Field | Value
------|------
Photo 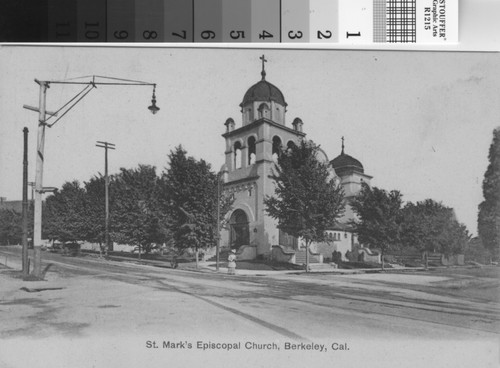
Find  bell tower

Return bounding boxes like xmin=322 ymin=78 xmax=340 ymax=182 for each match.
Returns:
xmin=220 ymin=56 xmax=306 ymax=258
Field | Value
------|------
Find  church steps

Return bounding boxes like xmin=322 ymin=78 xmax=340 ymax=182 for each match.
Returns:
xmin=294 ymin=250 xmax=321 ymax=264
xmin=205 ymin=250 xmax=229 ymax=263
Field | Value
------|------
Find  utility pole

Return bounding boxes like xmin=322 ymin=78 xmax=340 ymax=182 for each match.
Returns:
xmin=24 ymin=76 xmax=158 ymax=277
xmin=96 ymin=141 xmax=115 ymax=256
xmin=22 ymin=127 xmax=29 ymax=277
xmin=32 ymin=80 xmax=48 ymax=279
xmin=28 ymin=182 xmax=35 ymax=202
xmin=216 ymin=173 xmax=221 ymax=271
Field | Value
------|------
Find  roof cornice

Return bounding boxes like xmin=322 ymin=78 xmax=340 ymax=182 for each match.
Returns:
xmin=222 ymin=118 xmax=306 ymax=138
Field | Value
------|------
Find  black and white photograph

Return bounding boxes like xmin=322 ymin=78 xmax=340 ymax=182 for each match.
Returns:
xmin=0 ymin=46 xmax=499 ymax=368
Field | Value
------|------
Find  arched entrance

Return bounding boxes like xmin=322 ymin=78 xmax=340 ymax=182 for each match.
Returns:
xmin=229 ymin=209 xmax=249 ymax=249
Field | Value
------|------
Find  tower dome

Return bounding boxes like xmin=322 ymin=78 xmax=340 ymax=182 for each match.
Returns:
xmin=240 ymin=79 xmax=287 ymax=107
xmin=240 ymin=55 xmax=287 ymax=126
xmin=330 ymin=137 xmax=364 ymax=177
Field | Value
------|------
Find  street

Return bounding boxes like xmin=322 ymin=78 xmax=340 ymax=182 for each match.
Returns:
xmin=0 ymin=246 xmax=499 ymax=368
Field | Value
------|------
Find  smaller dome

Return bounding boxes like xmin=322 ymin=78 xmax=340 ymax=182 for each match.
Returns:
xmin=331 ymin=138 xmax=364 ymax=176
xmin=331 ymin=152 xmax=364 ymax=176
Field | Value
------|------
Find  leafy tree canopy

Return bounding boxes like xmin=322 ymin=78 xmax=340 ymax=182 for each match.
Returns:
xmin=402 ymin=199 xmax=470 ymax=258
xmin=81 ymin=175 xmax=106 ymax=244
xmin=44 ymin=181 xmax=86 ymax=242
xmin=0 ymin=209 xmax=22 ymax=245
xmin=478 ymin=127 xmax=500 ymax=258
xmin=162 ymin=146 xmax=232 ymax=253
xmin=265 ymin=139 xmax=345 ymax=246
xmin=350 ymin=182 xmax=403 ymax=267
xmin=110 ymin=165 xmax=164 ymax=253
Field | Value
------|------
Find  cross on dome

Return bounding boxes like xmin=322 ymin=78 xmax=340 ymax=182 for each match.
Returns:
xmin=260 ymin=54 xmax=267 ymax=80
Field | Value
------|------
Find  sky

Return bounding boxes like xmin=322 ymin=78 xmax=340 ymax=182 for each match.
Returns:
xmin=0 ymin=46 xmax=499 ymax=236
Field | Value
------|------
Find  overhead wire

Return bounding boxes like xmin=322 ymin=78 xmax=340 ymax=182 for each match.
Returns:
xmin=47 ymin=84 xmax=96 ymax=127
xmin=49 ymin=75 xmax=155 ymax=86
xmin=38 ymin=75 xmax=156 ymax=127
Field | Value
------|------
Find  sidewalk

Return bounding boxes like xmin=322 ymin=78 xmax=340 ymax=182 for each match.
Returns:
xmin=181 ymin=261 xmax=385 ymax=276
xmin=0 ymin=247 xmax=428 ymax=279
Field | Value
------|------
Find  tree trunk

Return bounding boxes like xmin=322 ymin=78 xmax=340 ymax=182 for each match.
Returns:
xmin=424 ymin=250 xmax=428 ymax=270
xmin=381 ymin=249 xmax=385 ymax=271
xmin=305 ymin=240 xmax=310 ymax=273
xmin=195 ymin=248 xmax=199 ymax=269
xmin=138 ymin=245 xmax=141 ymax=260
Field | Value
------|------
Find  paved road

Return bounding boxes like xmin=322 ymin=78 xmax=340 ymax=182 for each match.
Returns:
xmin=1 ymin=246 xmax=499 ymax=368
xmin=1 ymin=247 xmax=499 ymax=339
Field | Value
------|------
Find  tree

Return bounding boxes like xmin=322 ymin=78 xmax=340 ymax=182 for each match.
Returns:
xmin=0 ymin=209 xmax=22 ymax=245
xmin=350 ymin=183 xmax=403 ymax=270
xmin=81 ymin=175 xmax=106 ymax=251
xmin=478 ymin=127 xmax=500 ymax=261
xmin=465 ymin=237 xmax=491 ymax=264
xmin=402 ymin=199 xmax=470 ymax=269
xmin=441 ymin=220 xmax=470 ymax=258
xmin=44 ymin=181 xmax=86 ymax=243
xmin=110 ymin=165 xmax=164 ymax=259
xmin=265 ymin=140 xmax=345 ymax=272
xmin=0 ymin=202 xmax=34 ymax=246
xmin=161 ymin=146 xmax=232 ymax=268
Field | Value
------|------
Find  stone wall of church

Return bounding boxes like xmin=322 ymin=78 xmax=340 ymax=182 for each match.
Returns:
xmin=311 ymin=230 xmax=354 ymax=261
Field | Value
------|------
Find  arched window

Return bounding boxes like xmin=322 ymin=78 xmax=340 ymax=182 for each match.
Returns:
xmin=234 ymin=141 xmax=242 ymax=169
xmin=247 ymin=136 xmax=256 ymax=165
xmin=258 ymin=103 xmax=270 ymax=119
xmin=287 ymin=140 xmax=296 ymax=152
xmin=272 ymin=136 xmax=282 ymax=162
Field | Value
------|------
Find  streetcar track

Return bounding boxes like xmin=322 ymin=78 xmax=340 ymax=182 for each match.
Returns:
xmin=2 ymin=249 xmax=499 ymax=338
xmin=151 ymin=279 xmax=308 ymax=341
xmin=157 ymin=275 xmax=500 ymax=336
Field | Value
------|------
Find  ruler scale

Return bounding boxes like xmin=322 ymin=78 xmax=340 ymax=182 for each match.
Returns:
xmin=135 ymin=0 xmax=164 ymax=42
xmin=164 ymin=0 xmax=193 ymax=42
xmin=282 ymin=0 xmax=310 ymax=43
xmin=107 ymin=0 xmax=135 ymax=42
xmin=77 ymin=0 xmax=106 ymax=42
xmin=48 ymin=0 xmax=77 ymax=42
xmin=310 ymin=0 xmax=339 ymax=43
xmin=0 ymin=0 xmax=458 ymax=44
xmin=250 ymin=0 xmax=280 ymax=43
xmin=222 ymin=0 xmax=251 ymax=43
xmin=194 ymin=0 xmax=223 ymax=42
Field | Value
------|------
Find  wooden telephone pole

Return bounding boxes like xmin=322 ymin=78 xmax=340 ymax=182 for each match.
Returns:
xmin=22 ymin=127 xmax=29 ymax=276
xmin=96 ymin=141 xmax=115 ymax=256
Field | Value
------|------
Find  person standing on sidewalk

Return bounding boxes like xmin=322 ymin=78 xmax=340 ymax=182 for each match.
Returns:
xmin=227 ymin=249 xmax=237 ymax=275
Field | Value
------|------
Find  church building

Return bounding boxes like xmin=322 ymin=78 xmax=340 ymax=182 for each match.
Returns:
xmin=219 ymin=56 xmax=372 ymax=264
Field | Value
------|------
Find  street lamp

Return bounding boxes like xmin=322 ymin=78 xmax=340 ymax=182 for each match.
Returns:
xmin=23 ymin=76 xmax=159 ymax=278
xmin=148 ymin=85 xmax=160 ymax=115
